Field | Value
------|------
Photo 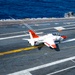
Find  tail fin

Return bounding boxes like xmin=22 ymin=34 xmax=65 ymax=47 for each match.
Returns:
xmin=28 ymin=30 xmax=39 ymax=39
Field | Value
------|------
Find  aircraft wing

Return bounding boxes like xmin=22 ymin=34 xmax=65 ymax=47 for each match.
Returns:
xmin=44 ymin=38 xmax=57 ymax=49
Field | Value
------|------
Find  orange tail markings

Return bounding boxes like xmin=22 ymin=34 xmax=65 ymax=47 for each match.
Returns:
xmin=28 ymin=30 xmax=39 ymax=38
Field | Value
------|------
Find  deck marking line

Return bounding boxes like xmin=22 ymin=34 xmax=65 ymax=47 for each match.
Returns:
xmin=1 ymin=23 xmax=75 ymax=36
xmin=8 ymin=71 xmax=32 ymax=75
xmin=0 ymin=45 xmax=43 ymax=56
xmin=0 ymin=45 xmax=75 ymax=56
xmin=47 ymin=65 xmax=75 ymax=75
xmin=62 ymin=38 xmax=75 ymax=43
xmin=8 ymin=56 xmax=75 ymax=75
xmin=54 ymin=26 xmax=65 ymax=31
xmin=0 ymin=32 xmax=43 ymax=40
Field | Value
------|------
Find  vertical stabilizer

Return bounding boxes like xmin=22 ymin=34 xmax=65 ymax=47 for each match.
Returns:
xmin=28 ymin=30 xmax=39 ymax=39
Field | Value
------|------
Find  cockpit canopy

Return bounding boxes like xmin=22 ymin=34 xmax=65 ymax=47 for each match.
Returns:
xmin=52 ymin=33 xmax=60 ymax=36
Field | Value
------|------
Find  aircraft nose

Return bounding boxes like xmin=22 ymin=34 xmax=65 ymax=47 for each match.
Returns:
xmin=61 ymin=36 xmax=67 ymax=39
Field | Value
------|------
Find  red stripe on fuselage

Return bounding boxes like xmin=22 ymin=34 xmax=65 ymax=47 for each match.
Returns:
xmin=45 ymin=42 xmax=50 ymax=46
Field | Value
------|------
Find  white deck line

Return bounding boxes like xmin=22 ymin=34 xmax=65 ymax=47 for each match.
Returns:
xmin=8 ymin=71 xmax=32 ymax=75
xmin=62 ymin=38 xmax=75 ymax=43
xmin=8 ymin=56 xmax=75 ymax=75
xmin=47 ymin=65 xmax=75 ymax=75
xmin=0 ymin=32 xmax=43 ymax=40
xmin=0 ymin=23 xmax=75 ymax=36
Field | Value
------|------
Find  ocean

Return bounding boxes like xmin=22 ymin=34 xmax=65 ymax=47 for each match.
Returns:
xmin=0 ymin=0 xmax=75 ymax=19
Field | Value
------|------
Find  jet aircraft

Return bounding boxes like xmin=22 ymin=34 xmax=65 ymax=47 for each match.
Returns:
xmin=23 ymin=29 xmax=67 ymax=51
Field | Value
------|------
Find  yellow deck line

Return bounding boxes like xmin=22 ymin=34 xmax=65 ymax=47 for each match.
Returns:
xmin=0 ymin=45 xmax=75 ymax=56
xmin=0 ymin=46 xmax=40 ymax=56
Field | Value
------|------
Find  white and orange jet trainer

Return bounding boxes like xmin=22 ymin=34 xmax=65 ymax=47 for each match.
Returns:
xmin=24 ymin=29 xmax=67 ymax=50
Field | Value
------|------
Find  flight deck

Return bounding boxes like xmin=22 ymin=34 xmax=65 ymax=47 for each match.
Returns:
xmin=0 ymin=17 xmax=75 ymax=75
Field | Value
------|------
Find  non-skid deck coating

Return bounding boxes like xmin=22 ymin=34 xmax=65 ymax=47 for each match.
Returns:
xmin=0 ymin=18 xmax=75 ymax=75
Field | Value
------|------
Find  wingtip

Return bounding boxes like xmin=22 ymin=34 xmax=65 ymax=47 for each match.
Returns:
xmin=61 ymin=36 xmax=67 ymax=39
